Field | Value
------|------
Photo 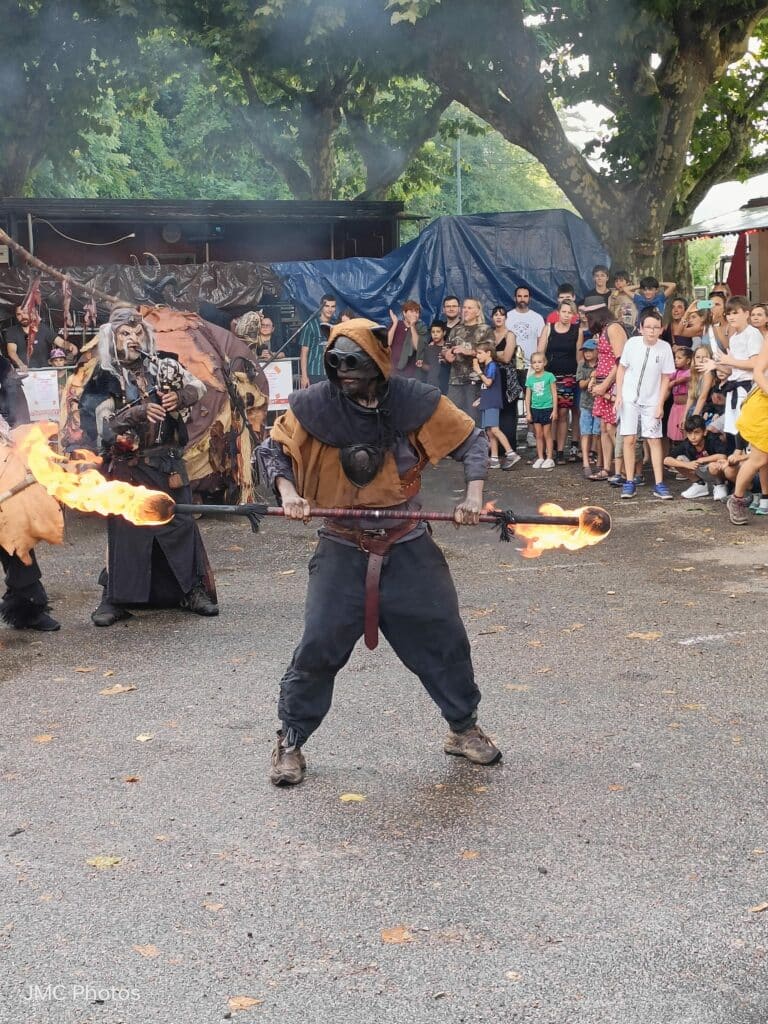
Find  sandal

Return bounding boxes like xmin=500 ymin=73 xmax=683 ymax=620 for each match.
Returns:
xmin=582 ymin=466 xmax=596 ymax=479
xmin=588 ymin=469 xmax=609 ymax=481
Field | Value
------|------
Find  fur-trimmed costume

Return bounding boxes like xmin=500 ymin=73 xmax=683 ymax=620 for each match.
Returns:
xmin=89 ymin=309 xmax=217 ymax=620
xmin=258 ymin=318 xmax=491 ymax=755
xmin=0 ymin=418 xmax=64 ymax=631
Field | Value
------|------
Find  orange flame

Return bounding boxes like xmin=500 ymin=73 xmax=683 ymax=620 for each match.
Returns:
xmin=512 ymin=502 xmax=610 ymax=559
xmin=19 ymin=424 xmax=175 ymax=526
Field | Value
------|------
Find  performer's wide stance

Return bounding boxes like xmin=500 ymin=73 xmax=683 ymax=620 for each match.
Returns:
xmin=258 ymin=318 xmax=501 ymax=786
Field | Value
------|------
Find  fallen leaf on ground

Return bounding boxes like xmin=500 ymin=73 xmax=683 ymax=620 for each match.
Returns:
xmin=467 ymin=606 xmax=495 ymax=617
xmin=473 ymin=786 xmax=488 ymax=793
xmin=228 ymin=996 xmax=263 ymax=1012
xmin=608 ymin=784 xmax=625 ymax=792
xmin=33 ymin=734 xmax=54 ymax=744
xmin=626 ymin=631 xmax=662 ymax=640
xmin=99 ymin=683 xmax=136 ymax=696
xmin=536 ymin=666 xmax=552 ymax=675
xmin=86 ymin=856 xmax=122 ymax=870
xmin=505 ymin=970 xmax=523 ymax=982
xmin=680 ymin=703 xmax=705 ymax=711
xmin=203 ymin=901 xmax=224 ymax=912
xmin=102 ymin=670 xmax=115 ymax=677
xmin=135 ymin=734 xmax=154 ymax=743
xmin=527 ymin=639 xmax=543 ymax=648
xmin=753 ymin=849 xmax=766 ymax=855
xmin=563 ymin=623 xmax=584 ymax=632
xmin=672 ymin=567 xmax=694 ymax=573
xmin=460 ymin=850 xmax=479 ymax=859
xmin=278 ymin=570 xmax=296 ymax=576
xmin=749 ymin=902 xmax=768 ymax=913
xmin=123 ymin=775 xmax=140 ymax=784
xmin=74 ymin=666 xmax=95 ymax=673
xmin=132 ymin=944 xmax=160 ymax=958
xmin=154 ymin=835 xmax=169 ymax=842
xmin=381 ymin=926 xmax=414 ymax=944
xmin=339 ymin=793 xmax=366 ymax=803
xmin=505 ymin=684 xmax=529 ymax=692
xmin=226 ymin=545 xmax=244 ymax=552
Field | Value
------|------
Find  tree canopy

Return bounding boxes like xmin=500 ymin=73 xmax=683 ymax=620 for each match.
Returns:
xmin=7 ymin=0 xmax=768 ymax=275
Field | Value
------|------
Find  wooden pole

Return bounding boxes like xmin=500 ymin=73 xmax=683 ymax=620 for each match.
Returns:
xmin=0 ymin=227 xmax=123 ymax=306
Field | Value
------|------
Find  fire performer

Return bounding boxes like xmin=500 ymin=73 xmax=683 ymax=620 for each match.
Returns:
xmin=258 ymin=317 xmax=500 ymax=786
xmin=0 ymin=414 xmax=62 ymax=632
xmin=89 ymin=306 xmax=218 ymax=626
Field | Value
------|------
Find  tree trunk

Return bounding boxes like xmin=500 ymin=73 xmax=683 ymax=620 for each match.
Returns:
xmin=300 ymin=94 xmax=342 ymax=200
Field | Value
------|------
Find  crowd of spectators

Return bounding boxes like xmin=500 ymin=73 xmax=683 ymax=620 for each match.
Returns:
xmin=293 ymin=268 xmax=768 ymax=526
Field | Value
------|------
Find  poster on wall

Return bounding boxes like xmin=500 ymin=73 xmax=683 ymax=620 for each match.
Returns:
xmin=264 ymin=359 xmax=294 ymax=411
xmin=21 ymin=369 xmax=62 ymax=422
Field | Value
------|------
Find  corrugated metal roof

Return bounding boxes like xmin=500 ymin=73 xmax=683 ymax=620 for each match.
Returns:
xmin=663 ymin=202 xmax=768 ymax=242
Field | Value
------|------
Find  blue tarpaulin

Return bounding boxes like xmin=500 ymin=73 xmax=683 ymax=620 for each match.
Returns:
xmin=271 ymin=210 xmax=608 ymax=324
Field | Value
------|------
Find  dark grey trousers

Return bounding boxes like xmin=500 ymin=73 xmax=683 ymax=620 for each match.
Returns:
xmin=278 ymin=533 xmax=481 ymax=746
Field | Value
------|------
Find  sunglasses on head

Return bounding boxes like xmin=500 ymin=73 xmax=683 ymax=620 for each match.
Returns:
xmin=326 ymin=351 xmax=365 ymax=370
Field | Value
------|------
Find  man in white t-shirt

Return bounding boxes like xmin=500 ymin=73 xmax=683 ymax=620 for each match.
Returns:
xmin=505 ymin=286 xmax=546 ymax=366
xmin=704 ymin=296 xmax=763 ymax=438
xmin=614 ymin=308 xmax=675 ymax=500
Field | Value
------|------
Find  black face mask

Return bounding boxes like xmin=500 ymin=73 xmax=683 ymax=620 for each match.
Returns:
xmin=325 ymin=336 xmax=382 ymax=401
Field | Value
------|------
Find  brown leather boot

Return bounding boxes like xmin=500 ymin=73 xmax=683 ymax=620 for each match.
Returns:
xmin=269 ymin=731 xmax=307 ymax=786
xmin=444 ymin=724 xmax=502 ymax=765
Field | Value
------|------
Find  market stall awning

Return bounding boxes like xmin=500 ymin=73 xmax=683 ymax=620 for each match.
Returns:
xmin=664 ymin=201 xmax=768 ymax=242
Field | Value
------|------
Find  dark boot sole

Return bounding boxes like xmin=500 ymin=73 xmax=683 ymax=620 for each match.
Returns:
xmin=269 ymin=772 xmax=306 ymax=787
xmin=444 ymin=748 xmax=502 ymax=766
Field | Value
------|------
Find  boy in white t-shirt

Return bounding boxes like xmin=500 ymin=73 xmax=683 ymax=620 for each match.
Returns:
xmin=704 ymin=295 xmax=763 ymax=441
xmin=614 ymin=308 xmax=675 ymax=500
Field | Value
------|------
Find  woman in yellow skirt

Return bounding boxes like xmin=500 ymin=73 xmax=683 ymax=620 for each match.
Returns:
xmin=728 ymin=337 xmax=768 ymax=524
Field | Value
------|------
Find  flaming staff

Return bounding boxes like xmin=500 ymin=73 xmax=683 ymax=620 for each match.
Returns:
xmin=19 ymin=426 xmax=611 ymax=558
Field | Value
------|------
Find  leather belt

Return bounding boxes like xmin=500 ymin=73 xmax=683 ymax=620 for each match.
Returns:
xmin=324 ymin=520 xmax=418 ymax=650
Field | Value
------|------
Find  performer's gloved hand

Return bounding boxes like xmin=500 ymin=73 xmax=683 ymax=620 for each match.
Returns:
xmin=454 ymin=480 xmax=483 ymax=526
xmin=277 ymin=478 xmax=311 ymax=523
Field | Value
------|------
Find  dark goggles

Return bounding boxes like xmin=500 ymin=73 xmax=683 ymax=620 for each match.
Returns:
xmin=326 ymin=350 xmax=367 ymax=371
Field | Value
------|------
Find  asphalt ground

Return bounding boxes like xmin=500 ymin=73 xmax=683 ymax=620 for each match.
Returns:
xmin=1 ymin=457 xmax=767 ymax=1024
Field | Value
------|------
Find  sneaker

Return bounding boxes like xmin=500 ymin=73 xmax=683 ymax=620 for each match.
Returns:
xmin=540 ymin=458 xmax=556 ymax=470
xmin=712 ymin=484 xmax=729 ymax=501
xmin=749 ymin=493 xmax=762 ymax=510
xmin=727 ymin=494 xmax=750 ymax=526
xmin=555 ymin=451 xmax=567 ymax=465
xmin=531 ymin=457 xmax=544 ymax=469
xmin=607 ymin=474 xmax=626 ymax=487
xmin=682 ymin=482 xmax=710 ymax=500
xmin=653 ymin=482 xmax=674 ymax=500
xmin=633 ymin=473 xmax=645 ymax=486
xmin=755 ymin=505 xmax=768 ymax=516
xmin=568 ymin=445 xmax=579 ymax=462
xmin=620 ymin=481 xmax=636 ymax=499
xmin=489 ymin=456 xmax=501 ymax=469
xmin=526 ymin=432 xmax=536 ymax=448
xmin=444 ymin=724 xmax=502 ymax=765
xmin=269 ymin=732 xmax=307 ymax=786
xmin=501 ymin=451 xmax=521 ymax=470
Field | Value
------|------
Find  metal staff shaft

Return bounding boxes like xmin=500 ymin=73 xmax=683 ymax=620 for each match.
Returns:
xmin=172 ymin=503 xmax=583 ymax=528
